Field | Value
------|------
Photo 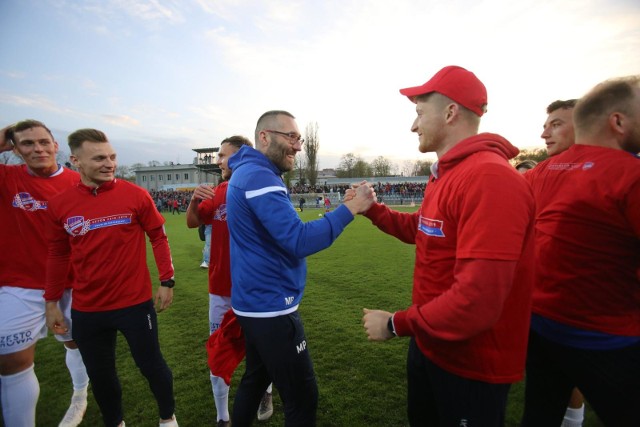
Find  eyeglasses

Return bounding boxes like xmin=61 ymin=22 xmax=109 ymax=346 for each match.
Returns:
xmin=264 ymin=130 xmax=304 ymax=145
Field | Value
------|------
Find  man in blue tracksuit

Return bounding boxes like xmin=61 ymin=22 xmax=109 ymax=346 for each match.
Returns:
xmin=226 ymin=110 xmax=376 ymax=426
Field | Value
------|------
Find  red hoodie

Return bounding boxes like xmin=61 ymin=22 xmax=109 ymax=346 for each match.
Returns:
xmin=365 ymin=133 xmax=535 ymax=383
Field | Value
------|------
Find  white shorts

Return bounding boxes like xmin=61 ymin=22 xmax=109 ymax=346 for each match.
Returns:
xmin=209 ymin=293 xmax=231 ymax=335
xmin=0 ymin=287 xmax=74 ymax=355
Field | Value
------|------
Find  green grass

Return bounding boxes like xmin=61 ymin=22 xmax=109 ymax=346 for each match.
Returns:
xmin=25 ymin=207 xmax=604 ymax=426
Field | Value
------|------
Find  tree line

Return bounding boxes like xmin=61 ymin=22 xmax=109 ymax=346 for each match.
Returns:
xmin=0 ymin=127 xmax=548 ymax=184
xmin=283 ymin=122 xmax=549 ymax=187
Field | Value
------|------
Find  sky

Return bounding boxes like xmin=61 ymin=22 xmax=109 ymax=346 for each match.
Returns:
xmin=1 ymin=0 xmax=639 ymax=171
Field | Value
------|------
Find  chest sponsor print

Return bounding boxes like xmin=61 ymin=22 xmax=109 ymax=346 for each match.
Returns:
xmin=64 ymin=214 xmax=133 ymax=236
xmin=418 ymin=216 xmax=445 ymax=237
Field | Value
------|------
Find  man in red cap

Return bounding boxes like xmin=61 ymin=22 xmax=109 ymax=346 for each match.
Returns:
xmin=361 ymin=65 xmax=535 ymax=426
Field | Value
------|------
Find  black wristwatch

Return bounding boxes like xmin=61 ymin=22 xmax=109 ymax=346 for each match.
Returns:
xmin=160 ymin=279 xmax=175 ymax=288
xmin=387 ymin=315 xmax=397 ymax=336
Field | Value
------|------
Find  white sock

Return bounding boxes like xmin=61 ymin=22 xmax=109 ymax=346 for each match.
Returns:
xmin=1 ymin=364 xmax=40 ymax=427
xmin=211 ymin=374 xmax=229 ymax=421
xmin=65 ymin=346 xmax=90 ymax=392
xmin=266 ymin=383 xmax=272 ymax=394
xmin=561 ymin=404 xmax=585 ymax=427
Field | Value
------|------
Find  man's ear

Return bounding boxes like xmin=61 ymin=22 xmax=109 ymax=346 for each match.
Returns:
xmin=608 ymin=112 xmax=625 ymax=137
xmin=70 ymin=154 xmax=79 ymax=168
xmin=12 ymin=143 xmax=21 ymax=158
xmin=445 ymin=103 xmax=459 ymax=123
xmin=257 ymin=130 xmax=270 ymax=149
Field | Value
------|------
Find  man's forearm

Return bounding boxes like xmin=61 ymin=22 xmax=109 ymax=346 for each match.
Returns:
xmin=185 ymin=198 xmax=202 ymax=228
xmin=148 ymin=226 xmax=175 ymax=280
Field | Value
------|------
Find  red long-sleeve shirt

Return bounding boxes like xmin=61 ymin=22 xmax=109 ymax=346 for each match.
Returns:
xmin=45 ymin=179 xmax=174 ymax=311
xmin=197 ymin=181 xmax=232 ymax=296
xmin=525 ymin=144 xmax=640 ymax=336
xmin=0 ymin=164 xmax=79 ymax=289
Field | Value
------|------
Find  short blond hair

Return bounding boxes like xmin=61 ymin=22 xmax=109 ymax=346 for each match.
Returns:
xmin=574 ymin=76 xmax=640 ymax=138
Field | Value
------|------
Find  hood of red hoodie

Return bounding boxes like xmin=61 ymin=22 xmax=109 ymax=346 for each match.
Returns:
xmin=437 ymin=132 xmax=519 ymax=176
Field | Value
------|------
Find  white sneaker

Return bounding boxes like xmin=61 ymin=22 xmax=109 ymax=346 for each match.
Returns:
xmin=58 ymin=388 xmax=88 ymax=427
xmin=200 ymin=261 xmax=209 ymax=268
xmin=257 ymin=391 xmax=273 ymax=421
xmin=160 ymin=414 xmax=179 ymax=427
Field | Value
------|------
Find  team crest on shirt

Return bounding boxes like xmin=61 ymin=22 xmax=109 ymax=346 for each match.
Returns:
xmin=64 ymin=214 xmax=133 ymax=237
xmin=213 ymin=203 xmax=227 ymax=221
xmin=418 ymin=216 xmax=445 ymax=237
xmin=64 ymin=216 xmax=92 ymax=236
xmin=12 ymin=192 xmax=47 ymax=211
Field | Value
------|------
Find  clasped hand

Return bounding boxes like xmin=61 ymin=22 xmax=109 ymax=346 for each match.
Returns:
xmin=343 ymin=181 xmax=376 ymax=215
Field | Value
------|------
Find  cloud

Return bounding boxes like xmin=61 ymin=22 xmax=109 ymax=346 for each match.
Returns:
xmin=53 ymin=0 xmax=186 ymax=35
xmin=0 ymin=93 xmax=68 ymax=114
xmin=102 ymin=114 xmax=141 ymax=127
xmin=82 ymin=79 xmax=99 ymax=90
xmin=117 ymin=0 xmax=186 ymax=24
xmin=1 ymin=71 xmax=25 ymax=79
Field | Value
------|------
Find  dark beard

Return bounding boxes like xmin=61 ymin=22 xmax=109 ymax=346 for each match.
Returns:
xmin=266 ymin=141 xmax=294 ymax=172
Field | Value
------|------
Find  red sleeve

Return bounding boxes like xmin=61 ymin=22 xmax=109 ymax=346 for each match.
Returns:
xmin=364 ymin=202 xmax=420 ymax=244
xmin=197 ymin=199 xmax=215 ymax=225
xmin=147 ymin=225 xmax=174 ymax=281
xmin=393 ymin=258 xmax=517 ymax=341
xmin=44 ymin=212 xmax=71 ymax=302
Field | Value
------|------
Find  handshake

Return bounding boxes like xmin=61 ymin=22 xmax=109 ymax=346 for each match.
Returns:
xmin=342 ymin=180 xmax=377 ymax=215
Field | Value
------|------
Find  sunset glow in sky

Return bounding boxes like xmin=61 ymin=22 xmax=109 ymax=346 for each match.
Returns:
xmin=1 ymin=0 xmax=638 ymax=170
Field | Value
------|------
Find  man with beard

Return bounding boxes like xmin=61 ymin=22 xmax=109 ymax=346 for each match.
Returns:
xmin=225 ymin=110 xmax=376 ymax=426
xmin=521 ymin=76 xmax=640 ymax=426
xmin=186 ymin=135 xmax=273 ymax=427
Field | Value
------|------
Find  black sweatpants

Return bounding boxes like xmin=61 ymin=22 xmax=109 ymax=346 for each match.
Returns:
xmin=521 ymin=329 xmax=640 ymax=426
xmin=407 ymin=338 xmax=511 ymax=427
xmin=232 ymin=311 xmax=318 ymax=427
xmin=72 ymin=300 xmax=175 ymax=427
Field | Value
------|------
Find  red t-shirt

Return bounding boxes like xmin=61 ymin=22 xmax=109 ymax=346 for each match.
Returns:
xmin=366 ymin=133 xmax=535 ymax=383
xmin=525 ymin=144 xmax=640 ymax=336
xmin=197 ymin=181 xmax=231 ymax=296
xmin=0 ymin=164 xmax=79 ymax=290
xmin=45 ymin=179 xmax=174 ymax=311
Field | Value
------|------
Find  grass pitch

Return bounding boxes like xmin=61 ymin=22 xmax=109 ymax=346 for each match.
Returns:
xmin=27 ymin=206 xmax=604 ymax=426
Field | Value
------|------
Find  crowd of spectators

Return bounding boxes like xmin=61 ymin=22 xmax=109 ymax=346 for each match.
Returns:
xmin=149 ymin=189 xmax=193 ymax=213
xmin=146 ymin=182 xmax=427 ymax=212
xmin=288 ymin=182 xmax=426 ymax=199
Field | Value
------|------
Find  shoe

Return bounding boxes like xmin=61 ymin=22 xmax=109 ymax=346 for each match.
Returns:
xmin=58 ymin=388 xmax=88 ymax=427
xmin=200 ymin=262 xmax=209 ymax=269
xmin=159 ymin=414 xmax=179 ymax=427
xmin=217 ymin=421 xmax=230 ymax=427
xmin=257 ymin=391 xmax=273 ymax=421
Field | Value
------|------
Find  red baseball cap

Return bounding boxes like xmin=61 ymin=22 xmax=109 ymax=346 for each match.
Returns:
xmin=399 ymin=65 xmax=488 ymax=116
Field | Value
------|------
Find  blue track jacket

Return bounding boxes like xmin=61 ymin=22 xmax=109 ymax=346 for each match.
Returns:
xmin=227 ymin=145 xmax=354 ymax=317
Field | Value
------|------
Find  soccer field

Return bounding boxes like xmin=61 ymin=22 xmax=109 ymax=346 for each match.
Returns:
xmin=27 ymin=207 xmax=603 ymax=426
